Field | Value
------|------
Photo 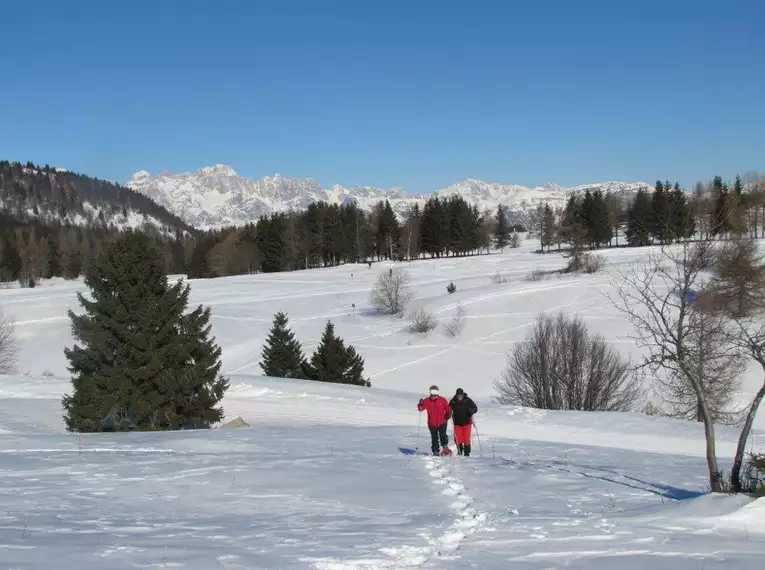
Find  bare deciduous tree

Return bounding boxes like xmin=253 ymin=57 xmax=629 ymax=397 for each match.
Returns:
xmin=494 ymin=312 xmax=642 ymax=412
xmin=371 ymin=267 xmax=413 ymax=315
xmin=609 ymin=240 xmax=728 ymax=492
xmin=0 ymin=307 xmax=18 ymax=374
xmin=648 ymin=298 xmax=746 ymax=426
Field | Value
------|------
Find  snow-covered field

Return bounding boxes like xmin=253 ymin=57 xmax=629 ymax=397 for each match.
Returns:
xmin=2 ymin=237 xmax=765 ymax=568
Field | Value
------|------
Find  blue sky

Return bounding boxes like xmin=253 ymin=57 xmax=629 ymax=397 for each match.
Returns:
xmin=0 ymin=0 xmax=762 ymax=193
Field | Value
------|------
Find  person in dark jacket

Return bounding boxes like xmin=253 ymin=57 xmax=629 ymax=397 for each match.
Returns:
xmin=449 ymin=388 xmax=478 ymax=456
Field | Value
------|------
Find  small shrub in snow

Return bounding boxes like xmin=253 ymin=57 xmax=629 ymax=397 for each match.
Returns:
xmin=560 ymin=253 xmax=604 ymax=275
xmin=409 ymin=309 xmax=437 ymax=334
xmin=446 ymin=282 xmax=456 ymax=294
xmin=582 ymin=253 xmax=605 ymax=274
xmin=372 ymin=267 xmax=413 ymax=315
xmin=494 ymin=311 xmax=643 ymax=412
xmin=0 ymin=307 xmax=18 ymax=375
xmin=490 ymin=271 xmax=507 ymax=284
xmin=526 ymin=269 xmax=547 ymax=282
xmin=443 ymin=304 xmax=466 ymax=337
xmin=741 ymin=453 xmax=765 ymax=497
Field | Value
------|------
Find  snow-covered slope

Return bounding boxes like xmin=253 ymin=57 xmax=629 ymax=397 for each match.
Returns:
xmin=3 ymin=241 xmax=765 ymax=569
xmin=128 ymin=165 xmax=651 ymax=229
xmin=1 ymin=375 xmax=764 ymax=568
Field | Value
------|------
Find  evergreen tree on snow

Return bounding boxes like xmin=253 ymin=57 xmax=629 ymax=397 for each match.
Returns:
xmin=541 ymin=203 xmax=556 ymax=252
xmin=260 ymin=311 xmax=308 ymax=379
xmin=711 ymin=176 xmax=730 ymax=237
xmin=650 ymin=181 xmax=671 ymax=244
xmin=626 ymin=189 xmax=652 ymax=246
xmin=494 ymin=204 xmax=510 ymax=251
xmin=305 ymin=321 xmax=370 ymax=386
xmin=61 ymin=231 xmax=228 ymax=432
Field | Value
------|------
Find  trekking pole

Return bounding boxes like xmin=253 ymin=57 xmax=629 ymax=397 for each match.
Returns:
xmin=474 ymin=421 xmax=483 ymax=457
xmin=415 ymin=412 xmax=422 ymax=453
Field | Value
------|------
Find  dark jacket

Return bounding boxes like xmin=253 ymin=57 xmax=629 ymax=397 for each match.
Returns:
xmin=449 ymin=394 xmax=478 ymax=426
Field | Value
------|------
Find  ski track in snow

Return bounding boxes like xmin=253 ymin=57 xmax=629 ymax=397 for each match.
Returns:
xmin=309 ymin=455 xmax=487 ymax=569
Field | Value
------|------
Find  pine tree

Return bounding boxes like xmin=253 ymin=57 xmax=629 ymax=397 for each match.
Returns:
xmin=541 ymin=203 xmax=555 ymax=252
xmin=305 ymin=321 xmax=370 ymax=386
xmin=494 ymin=204 xmax=510 ymax=251
xmin=669 ymin=183 xmax=695 ymax=241
xmin=589 ymin=190 xmax=613 ymax=247
xmin=61 ymin=231 xmax=228 ymax=432
xmin=626 ymin=189 xmax=652 ymax=246
xmin=0 ymin=232 xmax=22 ymax=281
xmin=650 ymin=181 xmax=671 ymax=244
xmin=711 ymin=176 xmax=730 ymax=237
xmin=260 ymin=312 xmax=308 ymax=378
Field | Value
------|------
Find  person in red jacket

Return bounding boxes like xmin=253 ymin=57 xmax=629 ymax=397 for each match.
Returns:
xmin=417 ymin=384 xmax=452 ymax=456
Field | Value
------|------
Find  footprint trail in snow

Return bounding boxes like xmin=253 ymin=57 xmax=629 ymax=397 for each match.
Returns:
xmin=424 ymin=455 xmax=489 ymax=559
xmin=310 ymin=455 xmax=488 ymax=569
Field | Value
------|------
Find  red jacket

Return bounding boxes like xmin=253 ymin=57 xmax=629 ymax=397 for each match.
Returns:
xmin=417 ymin=395 xmax=452 ymax=428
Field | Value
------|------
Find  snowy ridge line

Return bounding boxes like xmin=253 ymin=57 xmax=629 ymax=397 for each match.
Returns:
xmin=307 ymin=455 xmax=487 ymax=569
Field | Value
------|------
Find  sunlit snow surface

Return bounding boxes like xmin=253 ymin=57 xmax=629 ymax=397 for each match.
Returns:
xmin=2 ymin=238 xmax=765 ymax=568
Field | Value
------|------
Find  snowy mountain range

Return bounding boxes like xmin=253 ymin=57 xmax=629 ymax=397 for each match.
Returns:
xmin=128 ymin=164 xmax=652 ymax=229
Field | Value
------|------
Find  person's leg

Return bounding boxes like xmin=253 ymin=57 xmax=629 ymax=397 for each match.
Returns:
xmin=439 ymin=424 xmax=448 ymax=449
xmin=454 ymin=425 xmax=464 ymax=454
xmin=429 ymin=426 xmax=439 ymax=455
xmin=463 ymin=424 xmax=473 ymax=456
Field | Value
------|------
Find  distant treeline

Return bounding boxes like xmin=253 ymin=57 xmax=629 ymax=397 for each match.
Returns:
xmin=187 ymin=195 xmax=525 ymax=278
xmin=535 ymin=176 xmax=765 ymax=254
xmin=1 ymin=159 xmax=763 ymax=285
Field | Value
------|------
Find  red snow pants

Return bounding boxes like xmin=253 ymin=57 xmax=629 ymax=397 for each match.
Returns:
xmin=453 ymin=424 xmax=472 ymax=445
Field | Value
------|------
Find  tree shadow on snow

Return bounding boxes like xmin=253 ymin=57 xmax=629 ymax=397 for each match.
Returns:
xmin=490 ymin=457 xmax=703 ymax=501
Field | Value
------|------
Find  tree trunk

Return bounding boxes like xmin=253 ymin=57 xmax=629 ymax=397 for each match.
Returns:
xmin=731 ymin=380 xmax=765 ymax=493
xmin=699 ymin=397 xmax=722 ymax=492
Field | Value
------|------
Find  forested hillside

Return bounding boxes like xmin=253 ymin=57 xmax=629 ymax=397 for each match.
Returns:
xmin=0 ymin=161 xmax=194 ymax=285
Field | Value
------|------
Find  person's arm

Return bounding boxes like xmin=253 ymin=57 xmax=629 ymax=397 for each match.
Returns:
xmin=417 ymin=398 xmax=426 ymax=411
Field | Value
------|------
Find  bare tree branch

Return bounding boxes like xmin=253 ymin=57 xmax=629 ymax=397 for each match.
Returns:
xmin=605 ymin=239 xmax=728 ymax=492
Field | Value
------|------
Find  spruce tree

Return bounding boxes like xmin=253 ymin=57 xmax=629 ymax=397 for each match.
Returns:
xmin=305 ymin=321 xmax=370 ymax=386
xmin=589 ymin=190 xmax=612 ymax=247
xmin=0 ymin=233 xmax=22 ymax=280
xmin=494 ymin=204 xmax=510 ymax=251
xmin=669 ymin=184 xmax=694 ymax=241
xmin=260 ymin=312 xmax=308 ymax=378
xmin=61 ymin=231 xmax=228 ymax=432
xmin=626 ymin=189 xmax=652 ymax=246
xmin=711 ymin=176 xmax=730 ymax=237
xmin=650 ymin=181 xmax=671 ymax=244
xmin=541 ymin=203 xmax=555 ymax=252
